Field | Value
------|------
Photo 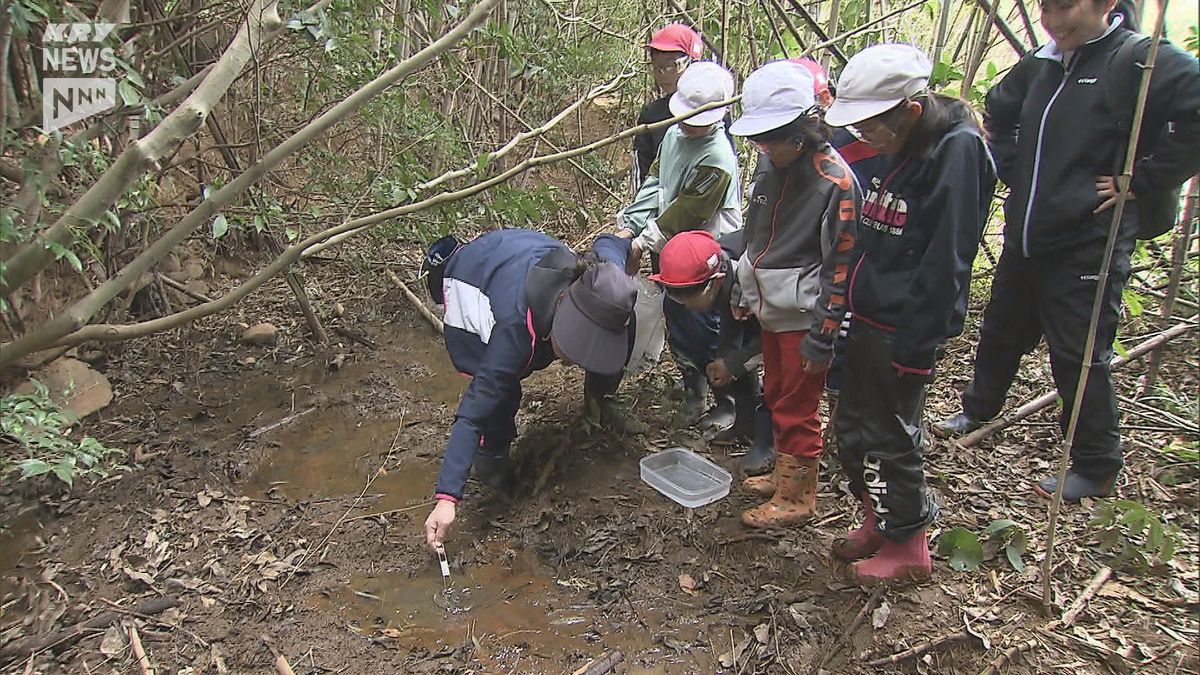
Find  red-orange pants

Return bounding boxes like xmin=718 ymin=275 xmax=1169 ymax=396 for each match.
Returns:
xmin=761 ymin=329 xmax=826 ymax=459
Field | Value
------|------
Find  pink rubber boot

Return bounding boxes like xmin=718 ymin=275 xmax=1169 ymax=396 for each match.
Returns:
xmin=846 ymin=530 xmax=931 ymax=585
xmin=831 ymin=494 xmax=884 ymax=561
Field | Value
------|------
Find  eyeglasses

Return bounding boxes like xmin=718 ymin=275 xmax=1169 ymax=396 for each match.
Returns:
xmin=662 ymin=279 xmax=711 ymax=303
xmin=847 ymin=101 xmax=908 ymax=141
xmin=647 ymin=56 xmax=690 ymax=75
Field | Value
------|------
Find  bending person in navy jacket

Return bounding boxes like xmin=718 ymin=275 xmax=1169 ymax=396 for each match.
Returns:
xmin=423 ymin=229 xmax=636 ymax=549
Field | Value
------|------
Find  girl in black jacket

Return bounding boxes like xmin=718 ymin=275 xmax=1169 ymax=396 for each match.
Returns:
xmin=824 ymin=44 xmax=997 ymax=584
xmin=934 ymin=1 xmax=1200 ymax=503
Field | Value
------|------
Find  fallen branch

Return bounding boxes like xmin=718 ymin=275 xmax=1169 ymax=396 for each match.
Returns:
xmin=386 ymin=270 xmax=443 ymax=334
xmin=815 ymin=587 xmax=884 ymax=673
xmin=0 ymin=597 xmax=179 ymax=664
xmin=158 ymin=273 xmax=214 ymax=304
xmin=249 ymin=407 xmax=317 ymax=439
xmin=977 ymin=638 xmax=1038 ymax=675
xmin=128 ymin=626 xmax=154 ymax=675
xmin=959 ymin=316 xmax=1198 ymax=447
xmin=865 ymin=628 xmax=975 ymax=667
xmin=273 ymin=654 xmax=297 ymax=675
xmin=1060 ymin=566 xmax=1112 ymax=627
xmin=571 ymin=650 xmax=624 ymax=675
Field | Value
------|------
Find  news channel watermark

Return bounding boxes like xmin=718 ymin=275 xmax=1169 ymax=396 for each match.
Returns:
xmin=41 ymin=22 xmax=120 ymax=132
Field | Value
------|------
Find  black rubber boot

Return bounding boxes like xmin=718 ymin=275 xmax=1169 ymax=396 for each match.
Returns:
xmin=932 ymin=412 xmax=983 ymax=439
xmin=473 ymin=443 xmax=515 ymax=493
xmin=584 ymin=373 xmax=647 ymax=434
xmin=1034 ymin=470 xmax=1118 ymax=502
xmin=740 ymin=405 xmax=776 ymax=476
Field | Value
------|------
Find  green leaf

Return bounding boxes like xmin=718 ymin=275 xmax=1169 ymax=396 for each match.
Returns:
xmin=18 ymin=459 xmax=52 ymax=478
xmin=212 ymin=214 xmax=229 ymax=239
xmin=285 ymin=227 xmax=299 ymax=242
xmin=1122 ymin=288 xmax=1145 ymax=317
xmin=1004 ymin=544 xmax=1025 ymax=572
xmin=52 ymin=456 xmax=76 ymax=486
xmin=937 ymin=527 xmax=983 ymax=571
xmin=1113 ymin=338 xmax=1129 ymax=358
xmin=117 ymin=79 xmax=141 ymax=106
xmin=984 ymin=519 xmax=1020 ymax=538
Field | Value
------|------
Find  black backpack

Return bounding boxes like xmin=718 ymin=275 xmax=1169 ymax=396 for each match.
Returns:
xmin=1107 ymin=33 xmax=1182 ymax=240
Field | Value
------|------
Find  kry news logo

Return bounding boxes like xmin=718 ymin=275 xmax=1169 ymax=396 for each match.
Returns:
xmin=42 ymin=23 xmax=119 ymax=132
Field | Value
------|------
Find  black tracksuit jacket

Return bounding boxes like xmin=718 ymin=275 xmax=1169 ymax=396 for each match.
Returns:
xmin=985 ymin=20 xmax=1200 ymax=257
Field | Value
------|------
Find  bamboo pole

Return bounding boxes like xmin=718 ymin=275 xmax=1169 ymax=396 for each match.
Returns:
xmin=822 ymin=0 xmax=843 ymax=69
xmin=1142 ymin=177 xmax=1198 ymax=392
xmin=968 ymin=0 xmax=1028 ymax=56
xmin=1041 ymin=2 xmax=1170 ymax=612
xmin=931 ymin=0 xmax=954 ymax=67
xmin=784 ymin=0 xmax=850 ymax=64
xmin=963 ymin=0 xmax=1002 ymax=95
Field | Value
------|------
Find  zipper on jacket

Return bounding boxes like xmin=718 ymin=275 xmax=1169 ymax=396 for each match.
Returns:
xmin=751 ymin=172 xmax=790 ymax=317
xmin=1020 ymin=60 xmax=1071 ymax=257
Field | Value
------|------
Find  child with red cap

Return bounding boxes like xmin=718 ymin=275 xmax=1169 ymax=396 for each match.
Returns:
xmin=651 ymin=230 xmax=775 ymax=474
xmin=633 ymin=24 xmax=705 ymax=189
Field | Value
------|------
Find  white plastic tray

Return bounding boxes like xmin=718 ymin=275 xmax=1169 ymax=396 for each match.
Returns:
xmin=639 ymin=448 xmax=732 ymax=508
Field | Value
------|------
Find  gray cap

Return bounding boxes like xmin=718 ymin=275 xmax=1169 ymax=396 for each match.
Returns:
xmin=551 ymin=262 xmax=636 ymax=375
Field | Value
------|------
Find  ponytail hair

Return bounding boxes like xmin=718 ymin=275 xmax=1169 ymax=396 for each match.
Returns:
xmin=900 ymin=93 xmax=983 ymax=158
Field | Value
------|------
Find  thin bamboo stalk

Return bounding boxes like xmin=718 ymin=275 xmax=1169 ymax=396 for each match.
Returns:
xmin=1142 ymin=177 xmax=1198 ymax=391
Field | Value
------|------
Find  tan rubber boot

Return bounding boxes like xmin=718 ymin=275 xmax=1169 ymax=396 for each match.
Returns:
xmin=741 ymin=473 xmax=776 ymax=497
xmin=741 ymin=454 xmax=819 ymax=528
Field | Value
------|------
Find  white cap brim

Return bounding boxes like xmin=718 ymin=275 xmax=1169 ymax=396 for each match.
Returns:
xmin=669 ymin=93 xmax=727 ymax=126
xmin=729 ymin=109 xmax=801 ymax=137
xmin=824 ymin=97 xmax=904 ymax=127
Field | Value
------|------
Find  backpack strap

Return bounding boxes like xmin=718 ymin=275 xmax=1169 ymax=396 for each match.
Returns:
xmin=1107 ymin=33 xmax=1151 ymax=133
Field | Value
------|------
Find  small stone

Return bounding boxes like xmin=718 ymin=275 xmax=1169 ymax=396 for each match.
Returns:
xmin=183 ymin=260 xmax=206 ymax=280
xmin=184 ymin=280 xmax=210 ymax=297
xmin=241 ymin=323 xmax=278 ymax=346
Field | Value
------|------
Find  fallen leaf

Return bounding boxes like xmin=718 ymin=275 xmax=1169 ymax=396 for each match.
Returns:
xmin=99 ymin=624 xmax=126 ymax=657
xmin=753 ymin=623 xmax=770 ymax=644
xmin=718 ymin=635 xmax=752 ymax=668
xmin=678 ymin=573 xmax=700 ymax=596
xmin=1099 ymin=581 xmax=1156 ymax=607
xmin=197 ymin=492 xmax=212 ymax=507
xmin=872 ymin=600 xmax=892 ymax=629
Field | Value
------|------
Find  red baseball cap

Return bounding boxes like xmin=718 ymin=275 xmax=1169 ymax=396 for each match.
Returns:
xmin=650 ymin=231 xmax=724 ymax=287
xmin=648 ymin=24 xmax=703 ymax=60
xmin=789 ymin=57 xmax=833 ymax=107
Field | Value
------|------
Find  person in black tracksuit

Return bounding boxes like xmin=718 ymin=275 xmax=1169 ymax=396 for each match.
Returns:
xmin=934 ymin=4 xmax=1200 ymax=502
xmin=824 ymin=44 xmax=997 ymax=584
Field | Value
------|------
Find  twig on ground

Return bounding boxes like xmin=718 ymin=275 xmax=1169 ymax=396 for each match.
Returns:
xmin=1060 ymin=566 xmax=1112 ymax=627
xmin=386 ymin=270 xmax=443 ymax=334
xmin=157 ymin=273 xmax=214 ymax=304
xmin=128 ymin=626 xmax=154 ymax=675
xmin=814 ymin=587 xmax=884 ymax=673
xmin=977 ymin=638 xmax=1038 ymax=675
xmin=865 ymin=628 xmax=975 ymax=667
xmin=571 ymin=649 xmax=624 ymax=675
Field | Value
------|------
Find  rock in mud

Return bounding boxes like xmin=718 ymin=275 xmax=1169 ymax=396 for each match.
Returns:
xmin=242 ymin=323 xmax=279 ymax=346
xmin=16 ymin=357 xmax=113 ymax=419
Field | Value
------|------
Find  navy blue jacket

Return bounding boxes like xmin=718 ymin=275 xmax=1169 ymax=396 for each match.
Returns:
xmin=435 ymin=229 xmax=630 ymax=499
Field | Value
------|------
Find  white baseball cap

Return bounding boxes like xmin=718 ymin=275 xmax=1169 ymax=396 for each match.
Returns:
xmin=824 ymin=44 xmax=932 ymax=127
xmin=729 ymin=60 xmax=816 ymax=137
xmin=669 ymin=61 xmax=735 ymax=126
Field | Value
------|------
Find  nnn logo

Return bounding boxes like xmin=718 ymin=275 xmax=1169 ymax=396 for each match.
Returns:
xmin=41 ymin=23 xmax=119 ymax=132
